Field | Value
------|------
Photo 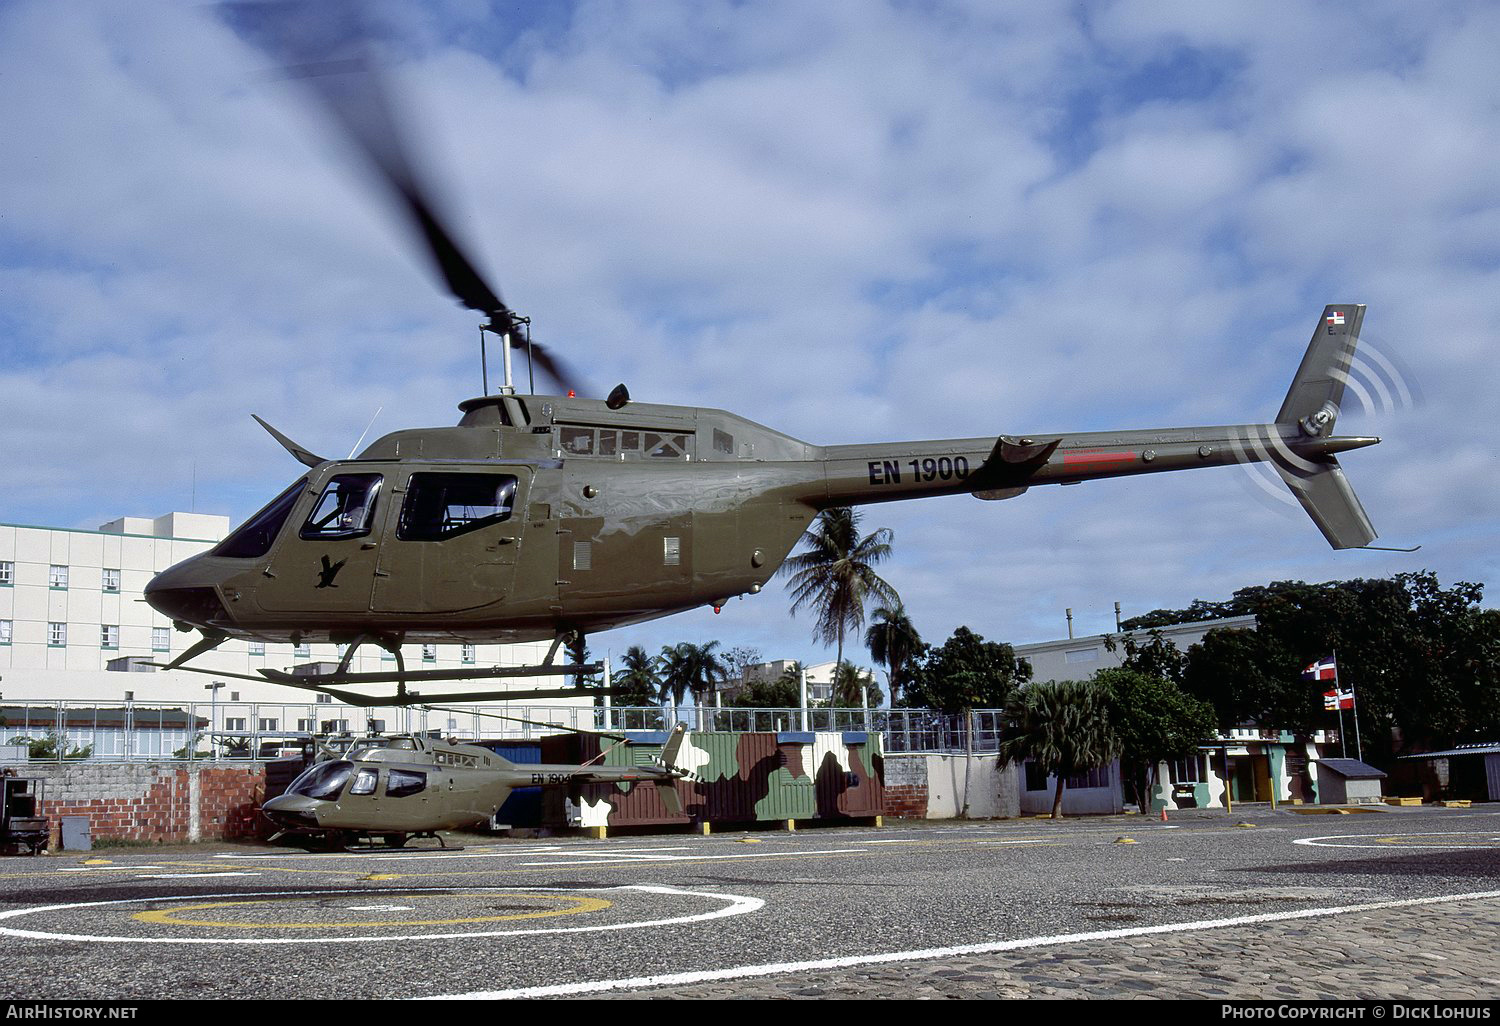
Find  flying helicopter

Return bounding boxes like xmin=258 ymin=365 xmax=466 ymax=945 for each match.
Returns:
xmin=261 ymin=722 xmax=693 ymax=848
xmin=144 ymin=3 xmax=1390 ymax=705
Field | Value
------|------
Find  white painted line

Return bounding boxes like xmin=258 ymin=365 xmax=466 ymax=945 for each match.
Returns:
xmin=1294 ymin=832 xmax=1500 ymax=849
xmin=427 ymin=889 xmax=1500 ymax=1000
xmin=137 ymin=873 xmax=260 ymax=879
xmin=518 ymin=848 xmax=859 ymax=867
xmin=0 ymin=884 xmax=762 ymax=945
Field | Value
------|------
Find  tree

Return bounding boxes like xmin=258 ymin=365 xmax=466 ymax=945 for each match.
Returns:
xmin=826 ymin=661 xmax=885 ymax=709
xmin=658 ymin=641 xmax=730 ymax=723
xmin=1095 ymin=667 xmax=1219 ymax=812
xmin=781 ymin=507 xmax=899 ymax=669
xmin=902 ymin=626 xmax=1030 ymax=713
xmin=611 ymin=645 xmax=661 ymax=707
xmin=1163 ymin=572 xmax=1500 ymax=761
xmin=865 ymin=601 xmax=923 ymax=706
xmin=999 ymin=680 xmax=1118 ymax=819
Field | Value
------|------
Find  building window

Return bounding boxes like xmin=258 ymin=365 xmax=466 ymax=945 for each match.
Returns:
xmin=461 ymin=644 xmax=476 ymax=664
xmin=315 ymin=694 xmax=332 ymax=704
xmin=1171 ymin=756 xmax=1204 ymax=784
xmin=0 ymin=561 xmax=12 ymax=586
xmin=422 ymin=644 xmax=437 ymax=663
xmin=49 ymin=622 xmax=67 ymax=647
xmin=230 ymin=691 xmax=240 ymax=702
xmin=1065 ymin=766 xmax=1111 ymax=790
xmin=259 ymin=718 xmax=278 ymax=732
xmin=225 ymin=717 xmax=247 ymax=731
xmin=297 ymin=718 xmax=316 ymax=731
xmin=294 ymin=642 xmax=310 ymax=658
xmin=101 ymin=625 xmax=119 ymax=649
xmin=102 ymin=568 xmax=121 ymax=592
xmin=49 ymin=565 xmax=69 ymax=589
xmin=0 ymin=620 xmax=11 ymax=645
xmin=248 ymin=641 xmax=265 ymax=656
xmin=152 ymin=627 xmax=170 ymax=652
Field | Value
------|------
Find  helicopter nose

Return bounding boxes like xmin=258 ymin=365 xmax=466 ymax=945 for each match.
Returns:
xmin=144 ymin=561 xmax=231 ymax=628
xmin=262 ymin=794 xmax=324 ymax=830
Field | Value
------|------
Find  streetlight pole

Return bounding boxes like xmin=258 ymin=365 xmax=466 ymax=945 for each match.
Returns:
xmin=204 ymin=682 xmax=224 ymax=761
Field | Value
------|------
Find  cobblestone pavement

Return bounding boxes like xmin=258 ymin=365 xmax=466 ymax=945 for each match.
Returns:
xmin=603 ymin=896 xmax=1500 ymax=1000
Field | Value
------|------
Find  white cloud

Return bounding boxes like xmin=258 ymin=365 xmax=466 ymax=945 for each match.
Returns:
xmin=2 ymin=0 xmax=1496 ymax=676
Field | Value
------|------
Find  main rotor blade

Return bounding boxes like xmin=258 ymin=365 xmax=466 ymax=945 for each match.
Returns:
xmin=220 ymin=1 xmax=589 ymax=396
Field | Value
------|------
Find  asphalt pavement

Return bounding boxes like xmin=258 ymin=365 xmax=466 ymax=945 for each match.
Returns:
xmin=0 ymin=805 xmax=1496 ymax=1002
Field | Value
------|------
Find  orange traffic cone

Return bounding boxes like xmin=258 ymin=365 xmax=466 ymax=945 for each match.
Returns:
xmin=1160 ymin=807 xmax=1168 ymax=823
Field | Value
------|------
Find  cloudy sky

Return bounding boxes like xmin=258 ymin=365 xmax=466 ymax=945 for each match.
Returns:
xmin=3 ymin=1 xmax=1497 ymax=676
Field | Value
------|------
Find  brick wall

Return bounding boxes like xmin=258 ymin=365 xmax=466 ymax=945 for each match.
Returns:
xmin=26 ymin=762 xmax=268 ymax=844
xmin=884 ymin=754 xmax=929 ymax=818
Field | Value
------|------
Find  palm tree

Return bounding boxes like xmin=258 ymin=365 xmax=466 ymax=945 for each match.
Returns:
xmin=658 ymin=641 xmax=729 ymax=727
xmin=865 ymin=601 xmax=922 ymax=706
xmin=781 ymin=507 xmax=900 ymax=669
xmin=612 ymin=645 xmax=661 ymax=707
xmin=999 ymin=680 xmax=1119 ymax=819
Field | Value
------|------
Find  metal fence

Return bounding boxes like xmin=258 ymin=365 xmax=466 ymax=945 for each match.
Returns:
xmin=0 ymin=700 xmax=1008 ymax=762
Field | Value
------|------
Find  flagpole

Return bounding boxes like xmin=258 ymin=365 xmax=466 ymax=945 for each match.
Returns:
xmin=1336 ymin=648 xmax=1363 ymax=763
xmin=1332 ymin=649 xmax=1347 ymax=759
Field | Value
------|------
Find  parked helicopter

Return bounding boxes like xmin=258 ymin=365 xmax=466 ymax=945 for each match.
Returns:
xmin=261 ymin=723 xmax=692 ymax=848
xmin=144 ymin=3 xmax=1388 ymax=705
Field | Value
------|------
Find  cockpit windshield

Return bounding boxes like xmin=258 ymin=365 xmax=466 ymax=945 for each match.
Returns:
xmin=286 ymin=760 xmax=355 ymax=800
xmin=213 ymin=477 xmax=308 ymax=559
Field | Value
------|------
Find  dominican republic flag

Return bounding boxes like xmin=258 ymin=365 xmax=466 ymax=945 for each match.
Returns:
xmin=1324 ymin=689 xmax=1355 ymax=711
xmin=1302 ymin=656 xmax=1337 ymax=682
xmin=1326 ymin=311 xmax=1346 ymax=328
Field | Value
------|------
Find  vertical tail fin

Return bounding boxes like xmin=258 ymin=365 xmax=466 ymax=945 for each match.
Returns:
xmin=1273 ymin=305 xmax=1378 ymax=549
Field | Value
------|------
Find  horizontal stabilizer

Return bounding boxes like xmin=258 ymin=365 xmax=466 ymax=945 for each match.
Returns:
xmin=1274 ymin=456 xmax=1376 ymax=550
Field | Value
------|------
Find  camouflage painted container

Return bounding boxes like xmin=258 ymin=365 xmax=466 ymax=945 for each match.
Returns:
xmin=564 ymin=730 xmax=884 ymax=829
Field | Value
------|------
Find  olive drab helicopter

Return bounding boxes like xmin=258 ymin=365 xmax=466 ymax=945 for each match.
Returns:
xmin=261 ymin=723 xmax=694 ymax=849
xmin=144 ymin=2 xmax=1394 ymax=707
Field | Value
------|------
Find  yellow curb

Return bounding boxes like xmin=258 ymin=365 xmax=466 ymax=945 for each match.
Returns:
xmin=361 ymin=873 xmax=400 ymax=881
xmin=737 ymin=838 xmax=762 ymax=844
xmin=1114 ymin=836 xmax=1138 ymax=844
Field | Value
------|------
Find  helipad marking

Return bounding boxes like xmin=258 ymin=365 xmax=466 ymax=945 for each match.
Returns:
xmin=131 ymin=891 xmax=611 ymax=928
xmin=429 ymin=889 xmax=1500 ymax=1000
xmin=0 ymin=884 xmax=762 ymax=944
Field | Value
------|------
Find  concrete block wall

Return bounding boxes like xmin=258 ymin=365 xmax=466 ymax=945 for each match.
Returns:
xmin=884 ymin=754 xmax=1021 ymax=819
xmin=21 ymin=762 xmax=267 ymax=843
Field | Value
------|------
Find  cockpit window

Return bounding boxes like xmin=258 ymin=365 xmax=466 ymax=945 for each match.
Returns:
xmin=300 ymin=474 xmax=383 ymax=540
xmin=214 ymin=477 xmax=308 ymax=559
xmin=398 ymin=473 xmax=518 ymax=541
xmin=287 ymin=759 xmax=355 ymax=800
xmin=386 ymin=769 xmax=427 ymax=798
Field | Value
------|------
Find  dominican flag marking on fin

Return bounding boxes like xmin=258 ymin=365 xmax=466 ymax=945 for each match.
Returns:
xmin=1326 ymin=311 xmax=1346 ymax=329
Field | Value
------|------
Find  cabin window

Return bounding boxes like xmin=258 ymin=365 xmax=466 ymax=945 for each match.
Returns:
xmin=560 ymin=427 xmax=594 ymax=455
xmin=713 ymin=429 xmax=734 ymax=455
xmin=645 ymin=432 xmax=693 ymax=459
xmin=300 ymin=474 xmax=383 ymax=540
xmin=386 ymin=769 xmax=427 ymax=798
xmin=663 ymin=537 xmax=681 ymax=567
xmin=215 ymin=477 xmax=308 ymax=558
xmin=349 ymin=769 xmax=378 ymax=796
xmin=620 ymin=431 xmax=640 ymax=452
xmin=398 ymin=473 xmax=518 ymax=541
